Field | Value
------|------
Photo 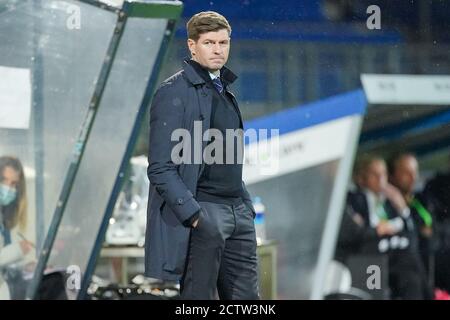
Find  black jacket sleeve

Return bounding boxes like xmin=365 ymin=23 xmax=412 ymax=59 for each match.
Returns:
xmin=147 ymin=83 xmax=201 ymax=224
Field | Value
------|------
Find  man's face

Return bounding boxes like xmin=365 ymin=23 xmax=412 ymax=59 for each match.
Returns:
xmin=187 ymin=29 xmax=230 ymax=72
xmin=391 ymin=155 xmax=418 ymax=195
xmin=363 ymin=160 xmax=387 ymax=194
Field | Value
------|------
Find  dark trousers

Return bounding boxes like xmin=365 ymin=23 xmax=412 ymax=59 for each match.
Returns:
xmin=180 ymin=200 xmax=259 ymax=300
xmin=389 ymin=251 xmax=433 ymax=300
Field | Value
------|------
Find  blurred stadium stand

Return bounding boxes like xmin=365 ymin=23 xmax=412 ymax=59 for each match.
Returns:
xmin=154 ymin=1 xmax=449 ymax=119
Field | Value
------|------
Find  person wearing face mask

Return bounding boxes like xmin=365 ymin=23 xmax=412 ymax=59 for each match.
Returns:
xmin=0 ymin=156 xmax=33 ymax=300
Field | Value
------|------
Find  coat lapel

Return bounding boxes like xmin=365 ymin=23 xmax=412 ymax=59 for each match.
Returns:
xmin=182 ymin=59 xmax=242 ymax=147
xmin=182 ymin=60 xmax=213 ymax=147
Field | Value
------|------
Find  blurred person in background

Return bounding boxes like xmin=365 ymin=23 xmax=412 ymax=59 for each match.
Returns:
xmin=423 ymin=154 xmax=450 ymax=293
xmin=0 ymin=156 xmax=33 ymax=300
xmin=337 ymin=155 xmax=432 ymax=299
xmin=388 ymin=153 xmax=439 ymax=290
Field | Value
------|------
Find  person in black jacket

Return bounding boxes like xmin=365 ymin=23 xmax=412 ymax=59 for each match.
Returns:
xmin=388 ymin=153 xmax=439 ymax=289
xmin=337 ymin=155 xmax=432 ymax=299
xmin=145 ymin=11 xmax=258 ymax=300
xmin=423 ymin=157 xmax=450 ymax=292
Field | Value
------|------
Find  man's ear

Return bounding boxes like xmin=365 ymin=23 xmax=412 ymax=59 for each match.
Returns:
xmin=187 ymin=39 xmax=196 ymax=56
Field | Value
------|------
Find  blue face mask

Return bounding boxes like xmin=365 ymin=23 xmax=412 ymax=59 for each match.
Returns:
xmin=0 ymin=184 xmax=17 ymax=206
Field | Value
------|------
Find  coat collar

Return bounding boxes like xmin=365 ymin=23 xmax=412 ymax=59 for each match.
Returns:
xmin=182 ymin=58 xmax=238 ymax=87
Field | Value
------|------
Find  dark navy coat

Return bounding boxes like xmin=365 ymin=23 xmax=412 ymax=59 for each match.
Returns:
xmin=145 ymin=60 xmax=255 ymax=281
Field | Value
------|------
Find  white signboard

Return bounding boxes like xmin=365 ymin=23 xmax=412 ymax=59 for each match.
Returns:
xmin=361 ymin=74 xmax=450 ymax=105
xmin=0 ymin=66 xmax=32 ymax=129
xmin=243 ymin=116 xmax=355 ymax=184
